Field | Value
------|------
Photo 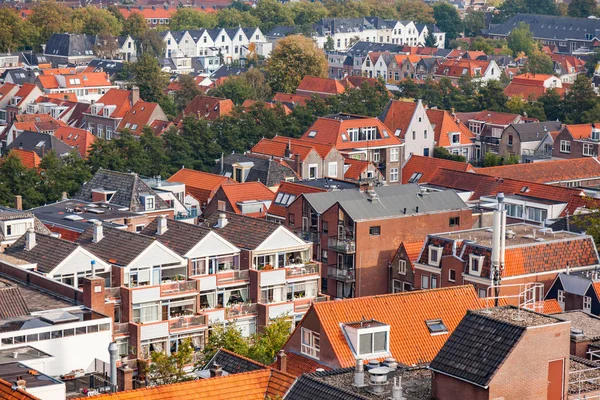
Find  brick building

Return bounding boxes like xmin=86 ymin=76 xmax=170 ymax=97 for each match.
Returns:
xmin=553 ymin=124 xmax=600 ymax=159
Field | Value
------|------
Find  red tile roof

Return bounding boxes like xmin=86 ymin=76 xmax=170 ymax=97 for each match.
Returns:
xmin=272 ymin=92 xmax=312 ymax=107
xmin=503 ymin=82 xmax=548 ymax=101
xmin=467 ymin=110 xmax=521 ymax=126
xmin=220 ymin=182 xmax=275 ymax=215
xmin=37 ymin=72 xmax=112 ymax=89
xmin=96 ymin=89 xmax=133 ymax=118
xmin=402 ymin=155 xmax=475 ymax=184
xmin=10 ymin=148 xmax=41 ymax=169
xmin=0 ymin=378 xmax=39 ymax=400
xmin=175 ymin=95 xmax=234 ymax=124
xmin=296 ymin=76 xmax=346 ymax=95
xmin=271 ymin=352 xmax=330 ymax=377
xmin=242 ymin=100 xmax=292 ymax=115
xmin=343 ymin=157 xmax=375 ymax=180
xmin=167 ymin=168 xmax=236 ymax=207
xmin=476 ymin=158 xmax=600 ymax=184
xmin=537 ymin=299 xmax=563 ymax=314
xmin=378 ymin=100 xmax=418 ymax=139
xmin=117 ymin=100 xmax=165 ymax=136
xmin=0 ymin=83 xmax=17 ymax=97
xmin=565 ymin=124 xmax=595 ymax=139
xmin=252 ymin=137 xmax=315 ymax=161
xmin=512 ymin=73 xmax=555 ymax=84
xmin=55 ymin=126 xmax=96 ymax=158
xmin=94 ymin=369 xmax=293 ymax=400
xmin=300 ymin=114 xmax=400 ymax=150
xmin=12 ymin=83 xmax=38 ymax=106
xmin=268 ymin=181 xmax=327 ymax=218
xmin=309 ymin=285 xmax=487 ymax=367
xmin=43 ymin=92 xmax=78 ymax=101
xmin=434 ymin=59 xmax=491 ymax=78
xmin=426 ymin=109 xmax=474 ymax=147
xmin=403 ymin=240 xmax=425 ymax=263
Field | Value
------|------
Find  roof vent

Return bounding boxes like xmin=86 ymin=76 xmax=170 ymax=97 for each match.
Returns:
xmin=368 ymin=367 xmax=391 ymax=395
xmin=571 ymin=328 xmax=585 ymax=340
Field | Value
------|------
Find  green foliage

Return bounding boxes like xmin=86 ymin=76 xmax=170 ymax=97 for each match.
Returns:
xmin=585 ymin=48 xmax=600 ymax=76
xmin=0 ymin=152 xmax=44 ymax=209
xmin=216 ymin=8 xmax=261 ymax=28
xmin=175 ymin=74 xmax=203 ymax=111
xmin=424 ymin=29 xmax=436 ymax=48
xmin=209 ymin=68 xmax=272 ymax=105
xmin=568 ymin=0 xmax=598 ymax=17
xmin=563 ymin=75 xmax=598 ymax=123
xmin=482 ymin=152 xmax=519 ymax=167
xmin=496 ymin=0 xmax=557 ymax=23
xmin=148 ymin=338 xmax=194 ymax=385
xmin=28 ymin=1 xmax=73 ymax=44
xmin=73 ymin=7 xmax=123 ymax=36
xmin=169 ymin=8 xmax=218 ymax=30
xmin=136 ymin=29 xmax=166 ymax=58
xmin=396 ymin=0 xmax=435 ymax=24
xmin=463 ymin=11 xmax=486 ymax=37
xmin=0 ymin=9 xmax=38 ymax=52
xmin=538 ymin=89 xmax=564 ymax=121
xmin=523 ymin=50 xmax=554 ymax=75
xmin=251 ymin=0 xmax=295 ymax=33
xmin=507 ymin=22 xmax=537 ymax=57
xmin=433 ymin=2 xmax=463 ymax=44
xmin=128 ymin=54 xmax=169 ymax=103
xmin=324 ymin=36 xmax=335 ymax=52
xmin=122 ymin=13 xmax=149 ymax=39
xmin=290 ymin=1 xmax=329 ymax=27
xmin=505 ymin=96 xmax=546 ymax=120
xmin=433 ymin=147 xmax=466 ymax=162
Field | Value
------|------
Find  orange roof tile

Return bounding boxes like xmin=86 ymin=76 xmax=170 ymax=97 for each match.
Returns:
xmin=175 ymin=95 xmax=234 ymax=124
xmin=118 ymin=100 xmax=164 ymax=136
xmin=252 ymin=138 xmax=313 ymax=161
xmin=271 ymin=352 xmax=330 ymax=377
xmin=426 ymin=109 xmax=474 ymax=147
xmin=118 ymin=7 xmax=185 ymax=20
xmin=300 ymin=115 xmax=400 ymax=150
xmin=296 ymin=76 xmax=346 ymax=96
xmin=96 ymin=89 xmax=134 ymax=118
xmin=468 ymin=110 xmax=521 ymax=125
xmin=220 ymin=182 xmax=275 ymax=215
xmin=476 ymin=158 xmax=600 ymax=184
xmin=378 ymin=100 xmax=418 ymax=138
xmin=310 ymin=285 xmax=487 ymax=367
xmin=94 ymin=369 xmax=290 ymax=400
xmin=43 ymin=92 xmax=77 ymax=101
xmin=167 ymin=168 xmax=236 ymax=207
xmin=343 ymin=157 xmax=374 ymax=180
xmin=503 ymin=82 xmax=548 ymax=100
xmin=402 ymin=155 xmax=475 ymax=184
xmin=10 ymin=148 xmax=41 ymax=169
xmin=37 ymin=72 xmax=112 ymax=89
xmin=565 ymin=124 xmax=595 ymax=139
xmin=272 ymin=92 xmax=312 ymax=107
xmin=242 ymin=100 xmax=292 ymax=115
xmin=512 ymin=73 xmax=555 ymax=84
xmin=0 ymin=378 xmax=39 ymax=400
xmin=0 ymin=83 xmax=17 ymax=97
xmin=268 ymin=181 xmax=327 ymax=218
xmin=55 ymin=126 xmax=96 ymax=158
xmin=12 ymin=83 xmax=38 ymax=106
xmin=403 ymin=240 xmax=425 ymax=262
xmin=537 ymin=299 xmax=563 ymax=314
xmin=435 ymin=59 xmax=491 ymax=78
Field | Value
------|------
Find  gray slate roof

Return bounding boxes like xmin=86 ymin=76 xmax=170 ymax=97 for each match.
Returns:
xmin=6 ymin=131 xmax=76 ymax=158
xmin=74 ymin=169 xmax=171 ymax=212
xmin=203 ymin=349 xmax=265 ymax=374
xmin=429 ymin=310 xmax=527 ymax=388
xmin=0 ymin=281 xmax=30 ymax=319
xmin=4 ymin=233 xmax=78 ymax=274
xmin=2 ymin=68 xmax=39 ymax=85
xmin=302 ymin=184 xmax=468 ymax=221
xmin=266 ymin=26 xmax=297 ymax=38
xmin=45 ymin=33 xmax=96 ymax=57
xmin=347 ymin=41 xmax=403 ymax=57
xmin=0 ymin=207 xmax=52 ymax=241
xmin=508 ymin=121 xmax=562 ymax=142
xmin=488 ymin=14 xmax=600 ymax=41
xmin=555 ymin=273 xmax=592 ymax=296
xmin=202 ymin=211 xmax=280 ymax=250
xmin=285 ymin=371 xmax=369 ymax=400
xmin=76 ymin=225 xmax=156 ymax=266
xmin=140 ymin=218 xmax=212 ymax=256
xmin=212 ymin=153 xmax=297 ymax=187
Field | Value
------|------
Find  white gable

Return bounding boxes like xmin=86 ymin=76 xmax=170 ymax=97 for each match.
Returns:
xmin=254 ymin=226 xmax=308 ymax=252
xmin=128 ymin=241 xmax=185 ymax=269
xmin=185 ymin=231 xmax=239 ymax=259
xmin=50 ymin=246 xmax=111 ymax=277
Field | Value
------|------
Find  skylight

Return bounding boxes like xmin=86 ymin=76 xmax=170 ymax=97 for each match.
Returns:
xmin=308 ymin=130 xmax=317 ymax=137
xmin=64 ymin=214 xmax=84 ymax=221
xmin=426 ymin=319 xmax=448 ymax=335
xmin=35 ymin=140 xmax=46 ymax=148
xmin=408 ymin=172 xmax=423 ymax=183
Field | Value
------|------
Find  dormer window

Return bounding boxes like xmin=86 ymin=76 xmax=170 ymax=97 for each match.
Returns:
xmin=592 ymin=128 xmax=600 ymax=141
xmin=140 ymin=194 xmax=155 ymax=211
xmin=451 ymin=133 xmax=460 ymax=144
xmin=428 ymin=245 xmax=442 ymax=267
xmin=426 ymin=319 xmax=448 ymax=335
xmin=469 ymin=254 xmax=484 ymax=276
xmin=342 ymin=320 xmax=390 ymax=358
xmin=301 ymin=327 xmax=320 ymax=359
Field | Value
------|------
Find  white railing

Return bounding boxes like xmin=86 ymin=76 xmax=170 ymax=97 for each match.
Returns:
xmin=483 ymin=282 xmax=545 ymax=311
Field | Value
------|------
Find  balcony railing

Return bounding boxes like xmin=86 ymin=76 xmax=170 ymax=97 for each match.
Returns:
xmin=168 ymin=315 xmax=207 ymax=332
xmin=328 ymin=266 xmax=355 ymax=282
xmin=105 ymin=287 xmax=121 ymax=300
xmin=113 ymin=322 xmax=129 ymax=336
xmin=216 ymin=269 xmax=249 ymax=285
xmin=285 ymin=263 xmax=320 ymax=278
xmin=224 ymin=303 xmax=258 ymax=318
xmin=300 ymin=230 xmax=320 ymax=243
xmin=160 ymin=280 xmax=198 ymax=296
xmin=175 ymin=208 xmax=198 ymax=220
xmin=328 ymin=237 xmax=356 ymax=253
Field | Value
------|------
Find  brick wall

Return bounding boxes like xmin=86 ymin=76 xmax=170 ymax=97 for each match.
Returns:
xmin=432 ymin=372 xmax=489 ymax=400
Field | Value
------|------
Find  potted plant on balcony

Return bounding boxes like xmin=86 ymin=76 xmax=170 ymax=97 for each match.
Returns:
xmin=263 ymin=264 xmax=273 ymax=270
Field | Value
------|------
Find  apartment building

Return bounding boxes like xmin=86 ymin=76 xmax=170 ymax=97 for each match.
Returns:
xmin=82 ymin=88 xmax=138 ymax=140
xmin=285 ymin=184 xmax=472 ymax=299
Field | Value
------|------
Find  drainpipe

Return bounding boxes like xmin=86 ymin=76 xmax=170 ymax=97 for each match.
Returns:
xmin=108 ymin=342 xmax=118 ymax=392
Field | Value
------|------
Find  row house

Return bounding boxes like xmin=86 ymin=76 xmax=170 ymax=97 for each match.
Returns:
xmin=35 ymin=71 xmax=118 ymax=103
xmin=44 ymin=33 xmax=136 ymax=65
xmin=161 ymin=27 xmax=269 ymax=64
xmin=201 ymin=212 xmax=325 ymax=329
xmin=0 ymin=205 xmax=52 ymax=249
xmin=411 ymin=221 xmax=599 ymax=301
xmin=26 ymin=96 xmax=89 ymax=127
xmin=379 ymin=99 xmax=434 ymax=159
xmin=285 ymin=184 xmax=472 ymax=299
xmin=553 ymin=123 xmax=600 ymax=159
xmin=300 ymin=113 xmax=403 ymax=184
xmin=496 ymin=121 xmax=561 ymax=162
xmin=167 ymin=168 xmax=236 ymax=213
xmin=202 ymin=181 xmax=275 ymax=218
xmin=433 ymin=59 xmax=501 ymax=84
xmin=119 ymin=6 xmax=178 ymax=27
xmin=3 ymin=114 xmax=67 ymax=150
xmin=545 ymin=272 xmax=600 ymax=315
xmin=551 ymin=53 xmax=585 ymax=83
xmin=4 ymin=83 xmax=43 ymax=126
xmin=212 ymin=153 xmax=298 ymax=190
xmin=503 ymin=73 xmax=565 ymax=101
xmin=251 ymin=136 xmax=346 ymax=181
xmin=426 ymin=108 xmax=475 ymax=160
xmin=82 ymin=88 xmax=137 ymax=140
xmin=266 ymin=181 xmax=327 ymax=224
xmin=401 ymin=154 xmax=476 ymax=185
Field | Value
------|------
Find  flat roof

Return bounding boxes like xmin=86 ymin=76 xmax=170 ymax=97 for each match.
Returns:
xmin=473 ymin=306 xmax=561 ymax=328
xmin=434 ymin=223 xmax=584 ymax=247
xmin=553 ymin=311 xmax=600 ymax=340
xmin=0 ymin=346 xmax=52 ymax=365
xmin=0 ymin=307 xmax=107 ymax=334
xmin=295 ymin=178 xmax=357 ymax=190
xmin=0 ymin=362 xmax=63 ymax=388
xmin=30 ymin=199 xmax=139 ymax=232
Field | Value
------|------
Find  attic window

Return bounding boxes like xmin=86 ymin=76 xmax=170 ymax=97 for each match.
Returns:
xmin=428 ymin=245 xmax=442 ymax=267
xmin=520 ymin=186 xmax=530 ymax=193
xmin=426 ymin=319 xmax=448 ymax=335
xmin=408 ymin=172 xmax=423 ymax=183
xmin=131 ymin=124 xmax=138 ymax=130
xmin=382 ymin=129 xmax=389 ymax=138
xmin=341 ymin=134 xmax=348 ymax=141
xmin=35 ymin=140 xmax=46 ymax=148
xmin=308 ymin=130 xmax=317 ymax=138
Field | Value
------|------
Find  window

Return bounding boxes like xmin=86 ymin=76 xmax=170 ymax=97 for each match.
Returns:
xmin=390 ymin=168 xmax=399 ymax=182
xmin=421 ymin=274 xmax=429 ymax=289
xmin=426 ymin=319 xmax=448 ymax=335
xmin=505 ymin=203 xmax=523 ymax=218
xmin=369 ymin=226 xmax=381 ymax=236
xmin=217 ymin=200 xmax=226 ymax=211
xmin=321 ymin=249 xmax=328 ymax=262
xmin=288 ymin=213 xmax=295 ymax=226
xmin=135 ymin=224 xmax=145 ymax=233
xmin=431 ymin=275 xmax=438 ymax=288
xmin=428 ymin=246 xmax=441 ymax=267
xmin=328 ymin=162 xmax=337 ymax=178
xmin=478 ymin=288 xmax=487 ymax=298
xmin=358 ymin=331 xmax=388 ymax=355
xmin=449 ymin=269 xmax=456 ymax=282
xmin=393 ymin=279 xmax=402 ymax=293
xmin=469 ymin=254 xmax=483 ymax=275
xmin=508 ymin=134 xmax=513 ymax=146
xmin=560 ymin=140 xmax=571 ymax=153
xmin=449 ymin=217 xmax=460 ymax=227
xmin=583 ymin=143 xmax=594 ymax=157
xmin=144 ymin=196 xmax=155 ymax=211
xmin=412 ymin=131 xmax=416 ymax=140
xmin=322 ymin=221 xmax=328 ymax=234
xmin=584 ymin=296 xmax=592 ymax=313
xmin=301 ymin=328 xmax=320 ymax=359
xmin=398 ymin=260 xmax=407 ymax=275
xmin=424 ymin=129 xmax=427 ymax=139
xmin=557 ymin=289 xmax=565 ymax=307
xmin=527 ymin=207 xmax=547 ymax=222
xmin=106 ymin=127 xmax=112 ymax=140
xmin=372 ymin=150 xmax=380 ymax=163
xmin=390 ymin=147 xmax=399 ymax=162
xmin=308 ymin=164 xmax=317 ymax=179
xmin=452 ymin=133 xmax=460 ymax=144
xmin=408 ymin=172 xmax=422 ymax=183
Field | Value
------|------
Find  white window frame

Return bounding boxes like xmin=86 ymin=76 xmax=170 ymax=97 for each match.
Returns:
xmin=390 ymin=168 xmax=399 ymax=182
xmin=301 ymin=327 xmax=320 ymax=359
xmin=557 ymin=289 xmax=565 ymax=309
xmin=560 ymin=140 xmax=571 ymax=153
xmin=328 ymin=162 xmax=338 ymax=178
xmin=584 ymin=296 xmax=592 ymax=313
xmin=390 ymin=147 xmax=399 ymax=162
xmin=392 ymin=279 xmax=402 ymax=293
xmin=583 ymin=143 xmax=594 ymax=157
xmin=428 ymin=246 xmax=442 ymax=267
xmin=398 ymin=260 xmax=407 ymax=275
xmin=421 ymin=274 xmax=429 ymax=289
xmin=448 ymin=269 xmax=456 ymax=282
xmin=469 ymin=254 xmax=484 ymax=276
xmin=308 ymin=164 xmax=318 ymax=180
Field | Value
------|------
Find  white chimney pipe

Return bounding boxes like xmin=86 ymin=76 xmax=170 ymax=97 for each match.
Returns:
xmin=25 ymin=228 xmax=36 ymax=251
xmin=354 ymin=358 xmax=365 ymax=387
xmin=93 ymin=221 xmax=104 ymax=243
xmin=491 ymin=209 xmax=501 ymax=274
xmin=392 ymin=376 xmax=403 ymax=400
xmin=157 ymin=215 xmax=168 ymax=235
xmin=216 ymin=213 xmax=228 ymax=229
xmin=108 ymin=342 xmax=118 ymax=392
xmin=500 ymin=207 xmax=506 ymax=272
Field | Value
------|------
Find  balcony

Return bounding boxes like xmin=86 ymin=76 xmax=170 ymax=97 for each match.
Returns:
xmin=328 ymin=266 xmax=355 ymax=282
xmin=224 ymin=303 xmax=258 ymax=318
xmin=216 ymin=269 xmax=249 ymax=285
xmin=175 ymin=207 xmax=198 ymax=221
xmin=300 ymin=230 xmax=320 ymax=243
xmin=113 ymin=322 xmax=129 ymax=336
xmin=168 ymin=314 xmax=207 ymax=332
xmin=285 ymin=263 xmax=320 ymax=279
xmin=328 ymin=237 xmax=356 ymax=254
xmin=160 ymin=280 xmax=198 ymax=296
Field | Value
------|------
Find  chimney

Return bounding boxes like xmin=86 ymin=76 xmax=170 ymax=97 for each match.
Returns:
xmin=216 ymin=213 xmax=228 ymax=229
xmin=294 ymin=153 xmax=301 ymax=175
xmin=156 ymin=215 xmax=168 ymax=235
xmin=284 ymin=140 xmax=292 ymax=158
xmin=392 ymin=377 xmax=403 ymax=400
xmin=61 ymin=191 xmax=68 ymax=201
xmin=93 ymin=221 xmax=104 ymax=243
xmin=25 ymin=229 xmax=36 ymax=251
xmin=210 ymin=363 xmax=223 ymax=377
xmin=108 ymin=342 xmax=118 ymax=392
xmin=12 ymin=377 xmax=26 ymax=391
xmin=14 ymin=195 xmax=22 ymax=210
xmin=491 ymin=193 xmax=506 ymax=304
xmin=354 ymin=358 xmax=365 ymax=387
xmin=276 ymin=350 xmax=287 ymax=373
xmin=131 ymin=86 xmax=140 ymax=105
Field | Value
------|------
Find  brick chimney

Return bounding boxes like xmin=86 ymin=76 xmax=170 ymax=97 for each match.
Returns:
xmin=275 ymin=350 xmax=287 ymax=373
xmin=14 ymin=195 xmax=22 ymax=211
xmin=131 ymin=86 xmax=140 ymax=105
xmin=117 ymin=366 xmax=133 ymax=392
xmin=294 ymin=153 xmax=301 ymax=175
xmin=82 ymin=275 xmax=106 ymax=312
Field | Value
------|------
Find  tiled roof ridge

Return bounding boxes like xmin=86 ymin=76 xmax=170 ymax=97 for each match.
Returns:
xmin=0 ymin=377 xmax=40 ymax=400
xmin=299 ymin=373 xmax=371 ymax=400
xmin=217 ymin=348 xmax=270 ymax=369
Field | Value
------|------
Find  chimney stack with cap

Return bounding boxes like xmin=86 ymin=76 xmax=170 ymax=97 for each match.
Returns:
xmin=210 ymin=363 xmax=223 ymax=377
xmin=14 ymin=195 xmax=22 ymax=211
xmin=25 ymin=229 xmax=36 ymax=251
xmin=276 ymin=350 xmax=287 ymax=373
xmin=156 ymin=215 xmax=168 ymax=235
xmin=93 ymin=221 xmax=104 ymax=243
xmin=216 ymin=213 xmax=228 ymax=229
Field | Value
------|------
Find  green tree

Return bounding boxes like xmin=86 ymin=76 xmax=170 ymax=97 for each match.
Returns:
xmin=73 ymin=7 xmax=123 ymax=36
xmin=396 ymin=0 xmax=435 ymax=24
xmin=568 ymin=0 xmax=598 ymax=17
xmin=169 ymin=8 xmax=218 ymax=30
xmin=433 ymin=2 xmax=463 ymax=44
xmin=496 ymin=0 xmax=557 ymax=22
xmin=505 ymin=95 xmax=546 ymax=120
xmin=248 ymin=317 xmax=292 ymax=365
xmin=434 ymin=147 xmax=466 ymax=162
xmin=524 ymin=50 xmax=554 ymax=75
xmin=128 ymin=54 xmax=169 ymax=103
xmin=122 ymin=12 xmax=149 ymax=39
xmin=86 ymin=138 xmax=127 ymax=173
xmin=201 ymin=324 xmax=250 ymax=365
xmin=563 ymin=75 xmax=598 ymax=123
xmin=537 ymin=88 xmax=564 ymax=121
xmin=38 ymin=151 xmax=91 ymax=203
xmin=324 ymin=36 xmax=335 ymax=52
xmin=507 ymin=22 xmax=537 ymax=57
xmin=29 ymin=1 xmax=73 ymax=44
xmin=478 ymin=80 xmax=508 ymax=112
xmin=0 ymin=152 xmax=44 ymax=209
xmin=251 ymin=0 xmax=295 ymax=33
xmin=585 ymin=48 xmax=600 ymax=76
xmin=0 ymin=9 xmax=38 ymax=52
xmin=209 ymin=68 xmax=272 ymax=105
xmin=397 ymin=78 xmax=420 ymax=99
xmin=148 ymin=338 xmax=193 ymax=385
xmin=424 ymin=29 xmax=437 ymax=47
xmin=139 ymin=127 xmax=169 ymax=177
xmin=464 ymin=10 xmax=486 ymax=37
xmin=216 ymin=8 xmax=261 ymax=28
xmin=175 ymin=74 xmax=203 ymax=111
xmin=265 ymin=35 xmax=327 ymax=94
xmin=136 ymin=29 xmax=166 ymax=58
xmin=291 ymin=1 xmax=329 ymax=26
xmin=469 ymin=36 xmax=495 ymax=54
xmin=483 ymin=152 xmax=503 ymax=167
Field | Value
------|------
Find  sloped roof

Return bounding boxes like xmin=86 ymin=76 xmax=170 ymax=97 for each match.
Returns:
xmin=426 ymin=108 xmax=474 ymax=147
xmin=76 ymin=225 xmax=155 ymax=266
xmin=378 ymin=99 xmax=418 ymax=138
xmin=0 ymin=281 xmax=30 ymax=319
xmin=212 ymin=153 xmax=298 ymax=187
xmin=167 ymin=168 xmax=236 ymax=207
xmin=75 ymin=169 xmax=171 ymax=212
xmin=466 ymin=110 xmax=521 ymax=125
xmin=55 ymin=126 xmax=96 ymax=158
xmin=507 ymin=121 xmax=562 ymax=142
xmin=272 ymin=136 xmax=337 ymax=159
xmin=117 ymin=100 xmax=165 ymax=136
xmin=268 ymin=181 xmax=327 ymax=218
xmin=503 ymin=82 xmax=552 ymax=101
xmin=45 ymin=33 xmax=95 ymax=57
xmin=0 ymin=378 xmax=39 ymax=400
xmin=343 ymin=158 xmax=374 ymax=181
xmin=564 ymin=124 xmax=595 ymax=139
xmin=271 ymin=352 xmax=331 ymax=377
xmin=218 ymin=181 xmax=275 ymax=215
xmin=202 ymin=211 xmax=280 ymax=249
xmin=434 ymin=59 xmax=492 ymax=78
xmin=539 ymin=299 xmax=563 ymax=314
xmin=403 ymin=240 xmax=425 ymax=262
xmin=285 ymin=373 xmax=367 ymax=400
xmin=10 ymin=149 xmax=41 ymax=169
xmin=205 ymin=348 xmax=265 ymax=374
xmin=95 ymin=89 xmax=133 ymax=118
xmin=311 ymin=285 xmax=486 ymax=367
xmin=6 ymin=131 xmax=74 ymax=159
xmin=174 ymin=95 xmax=234 ymax=124
xmin=297 ymin=76 xmax=346 ymax=95
xmin=140 ymin=218 xmax=212 ymax=256
xmin=251 ymin=138 xmax=316 ymax=161
xmin=402 ymin=155 xmax=475 ymax=184
xmin=5 ymin=233 xmax=78 ymax=274
xmin=272 ymin=92 xmax=312 ymax=107
xmin=477 ymin=158 xmax=600 ymax=184
xmin=488 ymin=14 xmax=600 ymax=41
